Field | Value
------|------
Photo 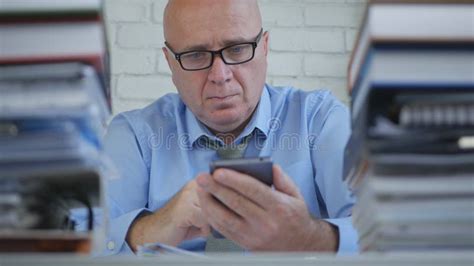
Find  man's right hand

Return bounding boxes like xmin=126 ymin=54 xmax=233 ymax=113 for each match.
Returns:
xmin=125 ymin=176 xmax=211 ymax=251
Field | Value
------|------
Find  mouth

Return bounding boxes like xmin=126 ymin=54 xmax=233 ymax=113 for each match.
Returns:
xmin=208 ymin=94 xmax=238 ymax=101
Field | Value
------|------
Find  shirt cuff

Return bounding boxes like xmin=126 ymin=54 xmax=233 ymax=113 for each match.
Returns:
xmin=324 ymin=217 xmax=359 ymax=255
xmin=101 ymin=208 xmax=149 ymax=256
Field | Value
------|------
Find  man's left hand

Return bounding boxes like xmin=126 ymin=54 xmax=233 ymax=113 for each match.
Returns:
xmin=196 ymin=164 xmax=339 ymax=251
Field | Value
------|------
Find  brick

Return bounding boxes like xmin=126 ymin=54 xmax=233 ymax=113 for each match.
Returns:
xmin=110 ymin=74 xmax=118 ymax=96
xmin=104 ymin=0 xmax=149 ymax=22
xmin=117 ymin=75 xmax=175 ymax=100
xmin=105 ymin=23 xmax=116 ymax=47
xmin=305 ymin=4 xmax=364 ymax=27
xmin=152 ymin=0 xmax=168 ymax=23
xmin=117 ymin=24 xmax=164 ymax=48
xmin=271 ymin=76 xmax=349 ymax=104
xmin=157 ymin=51 xmax=172 ymax=75
xmin=267 ymin=52 xmax=303 ymax=76
xmin=304 ymin=53 xmax=349 ymax=77
xmin=270 ymin=28 xmax=344 ymax=52
xmin=316 ymin=77 xmax=349 ymax=103
xmin=270 ymin=76 xmax=323 ymax=90
xmin=261 ymin=5 xmax=303 ymax=26
xmin=301 ymin=0 xmax=346 ymax=3
xmin=112 ymin=99 xmax=154 ymax=114
xmin=345 ymin=29 xmax=358 ymax=52
xmin=110 ymin=49 xmax=156 ymax=74
xmin=345 ymin=0 xmax=368 ymax=4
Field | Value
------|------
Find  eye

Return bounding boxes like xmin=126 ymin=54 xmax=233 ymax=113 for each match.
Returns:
xmin=183 ymin=51 xmax=207 ymax=60
xmin=230 ymin=47 xmax=243 ymax=53
xmin=228 ymin=44 xmax=247 ymax=54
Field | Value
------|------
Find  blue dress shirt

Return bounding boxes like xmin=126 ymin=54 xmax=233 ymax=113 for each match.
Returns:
xmin=102 ymin=84 xmax=357 ymax=255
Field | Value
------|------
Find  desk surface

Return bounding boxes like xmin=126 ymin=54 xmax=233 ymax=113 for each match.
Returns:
xmin=1 ymin=252 xmax=473 ymax=266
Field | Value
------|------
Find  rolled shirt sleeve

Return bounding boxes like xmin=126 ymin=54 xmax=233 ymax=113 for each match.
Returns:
xmin=325 ymin=217 xmax=358 ymax=254
xmin=310 ymin=94 xmax=358 ymax=254
xmin=101 ymin=114 xmax=151 ymax=255
xmin=103 ymin=208 xmax=147 ymax=255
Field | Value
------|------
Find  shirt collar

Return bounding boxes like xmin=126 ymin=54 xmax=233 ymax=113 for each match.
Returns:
xmin=239 ymin=84 xmax=271 ymax=140
xmin=185 ymin=106 xmax=213 ymax=145
xmin=185 ymin=84 xmax=271 ymax=146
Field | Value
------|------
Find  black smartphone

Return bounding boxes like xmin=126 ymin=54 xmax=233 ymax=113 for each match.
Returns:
xmin=208 ymin=157 xmax=273 ymax=238
xmin=209 ymin=156 xmax=273 ymax=186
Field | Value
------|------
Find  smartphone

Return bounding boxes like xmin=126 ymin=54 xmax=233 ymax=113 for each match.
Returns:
xmin=209 ymin=156 xmax=273 ymax=186
xmin=208 ymin=157 xmax=273 ymax=238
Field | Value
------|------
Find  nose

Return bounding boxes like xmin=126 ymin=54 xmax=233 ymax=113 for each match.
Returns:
xmin=207 ymin=55 xmax=232 ymax=85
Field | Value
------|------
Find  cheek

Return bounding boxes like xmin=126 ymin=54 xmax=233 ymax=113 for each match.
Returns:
xmin=173 ymin=72 xmax=207 ymax=104
xmin=237 ymin=63 xmax=266 ymax=100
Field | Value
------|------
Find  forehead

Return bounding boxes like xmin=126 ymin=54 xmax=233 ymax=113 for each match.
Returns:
xmin=165 ymin=1 xmax=260 ymax=50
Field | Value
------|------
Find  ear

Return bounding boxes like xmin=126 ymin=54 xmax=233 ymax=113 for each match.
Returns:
xmin=162 ymin=47 xmax=173 ymax=70
xmin=262 ymin=31 xmax=270 ymax=57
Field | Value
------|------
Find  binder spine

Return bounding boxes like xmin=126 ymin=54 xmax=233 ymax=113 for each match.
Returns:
xmin=399 ymin=103 xmax=474 ymax=128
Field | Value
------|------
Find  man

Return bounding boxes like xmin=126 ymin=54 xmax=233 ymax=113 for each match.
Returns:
xmin=103 ymin=0 xmax=357 ymax=255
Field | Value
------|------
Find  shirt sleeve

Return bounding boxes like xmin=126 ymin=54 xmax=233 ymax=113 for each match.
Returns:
xmin=310 ymin=96 xmax=359 ymax=254
xmin=100 ymin=114 xmax=151 ymax=256
xmin=325 ymin=217 xmax=358 ymax=254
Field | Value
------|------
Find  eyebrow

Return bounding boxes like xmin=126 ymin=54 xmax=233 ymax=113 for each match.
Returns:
xmin=180 ymin=35 xmax=256 ymax=52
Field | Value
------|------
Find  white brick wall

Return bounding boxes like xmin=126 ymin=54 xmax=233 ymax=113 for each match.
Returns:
xmin=104 ymin=0 xmax=367 ymax=114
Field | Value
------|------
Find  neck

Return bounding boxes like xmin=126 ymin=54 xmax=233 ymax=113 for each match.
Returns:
xmin=209 ymin=107 xmax=257 ymax=145
xmin=209 ymin=120 xmax=247 ymax=145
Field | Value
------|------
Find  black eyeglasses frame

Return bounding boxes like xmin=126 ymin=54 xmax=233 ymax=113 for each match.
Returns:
xmin=164 ymin=28 xmax=264 ymax=71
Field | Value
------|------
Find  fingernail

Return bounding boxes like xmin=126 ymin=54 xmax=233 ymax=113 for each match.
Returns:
xmin=214 ymin=169 xmax=226 ymax=181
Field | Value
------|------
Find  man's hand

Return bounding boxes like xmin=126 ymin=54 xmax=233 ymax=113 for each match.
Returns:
xmin=126 ymin=179 xmax=210 ymax=251
xmin=196 ymin=165 xmax=339 ymax=251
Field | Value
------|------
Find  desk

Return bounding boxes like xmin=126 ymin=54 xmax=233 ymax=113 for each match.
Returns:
xmin=0 ymin=252 xmax=473 ymax=266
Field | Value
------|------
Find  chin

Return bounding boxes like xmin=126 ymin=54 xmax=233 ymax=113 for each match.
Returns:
xmin=211 ymin=118 xmax=242 ymax=133
xmin=207 ymin=110 xmax=246 ymax=133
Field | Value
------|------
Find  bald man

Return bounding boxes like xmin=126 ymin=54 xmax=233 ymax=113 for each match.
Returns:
xmin=103 ymin=0 xmax=357 ymax=255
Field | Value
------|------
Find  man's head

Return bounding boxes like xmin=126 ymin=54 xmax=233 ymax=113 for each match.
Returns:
xmin=163 ymin=0 xmax=269 ymax=137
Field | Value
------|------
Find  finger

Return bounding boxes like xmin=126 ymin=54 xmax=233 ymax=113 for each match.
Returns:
xmin=196 ymin=185 xmax=244 ymax=239
xmin=179 ymin=177 xmax=205 ymax=209
xmin=184 ymin=225 xmax=210 ymax=241
xmin=210 ymin=215 xmax=247 ymax=246
xmin=190 ymin=205 xmax=208 ymax=229
xmin=184 ymin=227 xmax=201 ymax=240
xmin=272 ymin=164 xmax=303 ymax=199
xmin=201 ymin=223 xmax=211 ymax=236
xmin=197 ymin=173 xmax=266 ymax=221
xmin=212 ymin=168 xmax=276 ymax=209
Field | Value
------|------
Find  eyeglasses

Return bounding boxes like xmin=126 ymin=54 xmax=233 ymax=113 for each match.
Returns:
xmin=165 ymin=28 xmax=264 ymax=71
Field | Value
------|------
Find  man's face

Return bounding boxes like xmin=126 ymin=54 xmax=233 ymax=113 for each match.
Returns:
xmin=163 ymin=0 xmax=269 ymax=135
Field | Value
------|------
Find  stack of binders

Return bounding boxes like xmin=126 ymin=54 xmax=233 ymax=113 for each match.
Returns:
xmin=344 ymin=0 xmax=474 ymax=251
xmin=0 ymin=0 xmax=111 ymax=253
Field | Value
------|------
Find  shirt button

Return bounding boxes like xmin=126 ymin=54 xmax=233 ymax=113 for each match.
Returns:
xmin=107 ymin=241 xmax=115 ymax=251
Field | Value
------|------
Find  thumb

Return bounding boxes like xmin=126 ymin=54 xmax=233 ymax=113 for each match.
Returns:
xmin=272 ymin=164 xmax=303 ymax=199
